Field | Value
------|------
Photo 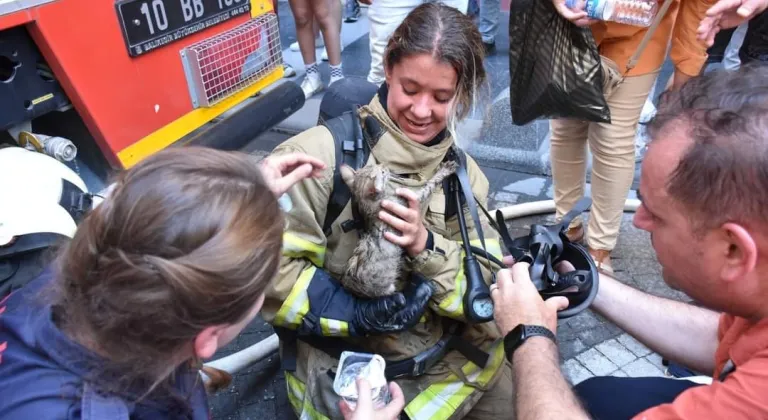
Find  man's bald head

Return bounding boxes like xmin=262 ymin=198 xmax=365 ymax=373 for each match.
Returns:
xmin=646 ymin=64 xmax=768 ymax=234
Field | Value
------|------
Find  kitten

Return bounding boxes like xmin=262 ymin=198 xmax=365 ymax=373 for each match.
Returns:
xmin=339 ymin=161 xmax=458 ymax=297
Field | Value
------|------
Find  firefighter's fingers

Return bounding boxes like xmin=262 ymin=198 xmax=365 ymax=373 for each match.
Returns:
xmin=381 ymin=200 xmax=418 ymax=225
xmin=379 ymin=210 xmax=411 ymax=234
xmin=395 ymin=188 xmax=421 ymax=212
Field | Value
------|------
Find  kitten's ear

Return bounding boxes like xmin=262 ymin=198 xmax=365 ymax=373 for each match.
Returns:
xmin=340 ymin=165 xmax=356 ymax=188
xmin=374 ymin=169 xmax=388 ymax=193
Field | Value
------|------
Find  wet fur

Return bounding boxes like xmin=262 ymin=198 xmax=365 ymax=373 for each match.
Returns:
xmin=340 ymin=161 xmax=458 ymax=297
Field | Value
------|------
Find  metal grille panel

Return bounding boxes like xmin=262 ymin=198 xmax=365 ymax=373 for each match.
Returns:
xmin=181 ymin=13 xmax=282 ymax=108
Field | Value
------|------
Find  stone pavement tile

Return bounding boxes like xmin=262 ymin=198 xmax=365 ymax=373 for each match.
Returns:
xmin=596 ymin=339 xmax=638 ymax=368
xmin=622 ymin=358 xmax=665 ymax=378
xmin=577 ymin=348 xmax=620 ymax=376
xmin=493 ymin=191 xmax=520 ymax=205
xmin=611 ymin=369 xmax=629 ymax=377
xmin=562 ymin=359 xmax=594 ymax=385
xmin=645 ymin=353 xmax=667 ymax=373
xmin=558 ymin=337 xmax=588 ymax=361
xmin=632 ymin=273 xmax=691 ymax=302
xmin=573 ymin=321 xmax=623 ymax=348
xmin=617 ymin=333 xmax=652 ymax=357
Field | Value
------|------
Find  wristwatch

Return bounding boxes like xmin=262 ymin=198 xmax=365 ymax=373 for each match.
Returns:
xmin=503 ymin=324 xmax=556 ymax=361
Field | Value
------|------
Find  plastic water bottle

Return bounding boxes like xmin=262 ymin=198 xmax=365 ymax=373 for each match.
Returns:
xmin=565 ymin=0 xmax=658 ymax=27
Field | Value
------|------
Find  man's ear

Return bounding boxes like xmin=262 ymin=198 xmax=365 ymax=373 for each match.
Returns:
xmin=340 ymin=165 xmax=356 ymax=188
xmin=720 ymin=222 xmax=758 ymax=282
xmin=194 ymin=326 xmax=225 ymax=360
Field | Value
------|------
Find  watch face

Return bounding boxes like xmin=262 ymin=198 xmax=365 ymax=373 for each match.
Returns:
xmin=472 ymin=298 xmax=494 ymax=318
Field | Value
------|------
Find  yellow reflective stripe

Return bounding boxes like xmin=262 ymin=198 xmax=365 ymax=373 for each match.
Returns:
xmin=435 ymin=258 xmax=465 ymax=318
xmin=405 ymin=341 xmax=506 ymax=420
xmin=285 ymin=372 xmax=331 ymax=420
xmin=319 ymin=318 xmax=350 ymax=337
xmin=283 ymin=232 xmax=326 ymax=267
xmin=273 ymin=266 xmax=314 ymax=329
xmin=469 ymin=239 xmax=503 ymax=261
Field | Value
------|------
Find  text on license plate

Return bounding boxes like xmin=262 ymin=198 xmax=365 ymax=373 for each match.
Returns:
xmin=116 ymin=0 xmax=251 ymax=57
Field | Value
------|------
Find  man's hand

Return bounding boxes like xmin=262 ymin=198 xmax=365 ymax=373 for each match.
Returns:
xmin=552 ymin=0 xmax=599 ymax=27
xmin=259 ymin=153 xmax=326 ymax=196
xmin=339 ymin=378 xmax=405 ymax=420
xmin=379 ymin=189 xmax=429 ymax=257
xmin=490 ymin=263 xmax=569 ymax=335
xmin=697 ymin=0 xmax=768 ymax=45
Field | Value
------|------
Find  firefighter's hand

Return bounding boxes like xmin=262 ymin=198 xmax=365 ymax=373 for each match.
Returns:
xmin=490 ymin=263 xmax=569 ymax=335
xmin=340 ymin=378 xmax=405 ymax=420
xmin=354 ymin=278 xmax=432 ymax=334
xmin=379 ymin=188 xmax=429 ymax=257
xmin=259 ymin=153 xmax=326 ymax=196
xmin=698 ymin=0 xmax=768 ymax=45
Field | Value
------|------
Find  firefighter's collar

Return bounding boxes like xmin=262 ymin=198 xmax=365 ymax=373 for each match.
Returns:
xmin=361 ymin=94 xmax=453 ymax=180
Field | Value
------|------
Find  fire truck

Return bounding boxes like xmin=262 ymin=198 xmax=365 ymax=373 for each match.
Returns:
xmin=0 ymin=0 xmax=303 ymax=192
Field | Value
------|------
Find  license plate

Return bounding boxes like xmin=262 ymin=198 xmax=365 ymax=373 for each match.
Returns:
xmin=116 ymin=0 xmax=251 ymax=57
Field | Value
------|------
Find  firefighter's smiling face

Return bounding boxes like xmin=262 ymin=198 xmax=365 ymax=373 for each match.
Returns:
xmin=385 ymin=53 xmax=458 ymax=144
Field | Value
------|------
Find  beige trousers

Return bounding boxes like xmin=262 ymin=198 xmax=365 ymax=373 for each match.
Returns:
xmin=549 ymin=60 xmax=659 ymax=251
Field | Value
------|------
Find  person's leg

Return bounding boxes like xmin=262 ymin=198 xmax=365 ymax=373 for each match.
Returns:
xmin=290 ymin=0 xmax=324 ymax=97
xmin=462 ymin=361 xmax=515 ymax=420
xmin=574 ymin=376 xmax=703 ymax=419
xmin=550 ymin=118 xmax=591 ymax=241
xmin=478 ymin=0 xmax=500 ymax=51
xmin=321 ymin=0 xmax=345 ymax=62
xmin=723 ymin=23 xmax=748 ymax=70
xmin=585 ymin=71 xmax=658 ymax=268
xmin=314 ymin=0 xmax=343 ymax=85
xmin=367 ymin=0 xmax=419 ymax=85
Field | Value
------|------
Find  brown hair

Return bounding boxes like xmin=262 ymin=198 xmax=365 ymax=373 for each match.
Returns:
xmin=384 ymin=2 xmax=487 ymax=134
xmin=647 ymin=64 xmax=768 ymax=232
xmin=51 ymin=147 xmax=283 ymax=403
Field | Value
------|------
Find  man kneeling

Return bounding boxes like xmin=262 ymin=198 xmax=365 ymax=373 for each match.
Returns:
xmin=492 ymin=64 xmax=768 ymax=419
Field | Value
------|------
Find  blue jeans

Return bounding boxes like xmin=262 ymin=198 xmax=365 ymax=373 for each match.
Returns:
xmin=574 ymin=376 xmax=703 ymax=419
xmin=478 ymin=0 xmax=500 ymax=44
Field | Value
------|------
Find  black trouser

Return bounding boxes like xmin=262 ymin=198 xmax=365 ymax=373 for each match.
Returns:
xmin=573 ymin=376 xmax=704 ymax=419
xmin=706 ymin=10 xmax=768 ymax=66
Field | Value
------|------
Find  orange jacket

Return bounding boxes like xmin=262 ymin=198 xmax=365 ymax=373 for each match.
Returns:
xmin=591 ymin=0 xmax=717 ymax=77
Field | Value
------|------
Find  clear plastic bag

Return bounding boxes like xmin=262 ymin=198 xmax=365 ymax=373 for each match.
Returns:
xmin=508 ymin=0 xmax=611 ymax=125
xmin=333 ymin=351 xmax=391 ymax=410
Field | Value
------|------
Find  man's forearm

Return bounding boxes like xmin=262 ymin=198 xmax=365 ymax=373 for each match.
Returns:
xmin=512 ymin=338 xmax=589 ymax=420
xmin=592 ymin=274 xmax=720 ymax=373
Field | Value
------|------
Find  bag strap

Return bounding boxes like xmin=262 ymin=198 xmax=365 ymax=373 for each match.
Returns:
xmin=81 ymin=382 xmax=130 ymax=420
xmin=321 ymin=112 xmax=385 ymax=237
xmin=626 ymin=0 xmax=675 ymax=73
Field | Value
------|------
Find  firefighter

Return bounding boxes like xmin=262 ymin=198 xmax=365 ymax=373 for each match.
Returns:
xmin=261 ymin=3 xmax=513 ymax=419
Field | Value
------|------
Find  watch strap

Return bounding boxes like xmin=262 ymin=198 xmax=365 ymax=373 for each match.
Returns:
xmin=503 ymin=324 xmax=556 ymax=361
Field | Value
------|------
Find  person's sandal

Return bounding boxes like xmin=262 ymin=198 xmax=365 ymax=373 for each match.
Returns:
xmin=588 ymin=248 xmax=614 ymax=274
xmin=565 ymin=224 xmax=585 ymax=244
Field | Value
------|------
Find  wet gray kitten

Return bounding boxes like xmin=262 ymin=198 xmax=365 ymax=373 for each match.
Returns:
xmin=339 ymin=161 xmax=458 ymax=297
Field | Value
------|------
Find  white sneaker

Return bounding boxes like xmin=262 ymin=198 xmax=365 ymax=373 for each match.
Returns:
xmin=321 ymin=43 xmax=344 ymax=61
xmin=282 ymin=64 xmax=296 ymax=78
xmin=290 ymin=37 xmax=325 ymax=52
xmin=301 ymin=76 xmax=324 ymax=99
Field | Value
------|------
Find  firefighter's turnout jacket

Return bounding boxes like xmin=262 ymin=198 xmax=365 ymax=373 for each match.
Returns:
xmin=261 ymin=93 xmax=506 ymax=420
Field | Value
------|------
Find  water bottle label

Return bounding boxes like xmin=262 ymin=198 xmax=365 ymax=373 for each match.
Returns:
xmin=582 ymin=0 xmax=607 ymax=19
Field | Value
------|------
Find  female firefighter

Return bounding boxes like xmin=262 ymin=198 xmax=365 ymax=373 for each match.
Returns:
xmin=262 ymin=3 xmax=513 ymax=419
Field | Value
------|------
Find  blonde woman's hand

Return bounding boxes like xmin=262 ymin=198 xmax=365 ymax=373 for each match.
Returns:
xmin=552 ymin=0 xmax=599 ymax=27
xmin=259 ymin=153 xmax=326 ymax=196
xmin=339 ymin=378 xmax=405 ymax=420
